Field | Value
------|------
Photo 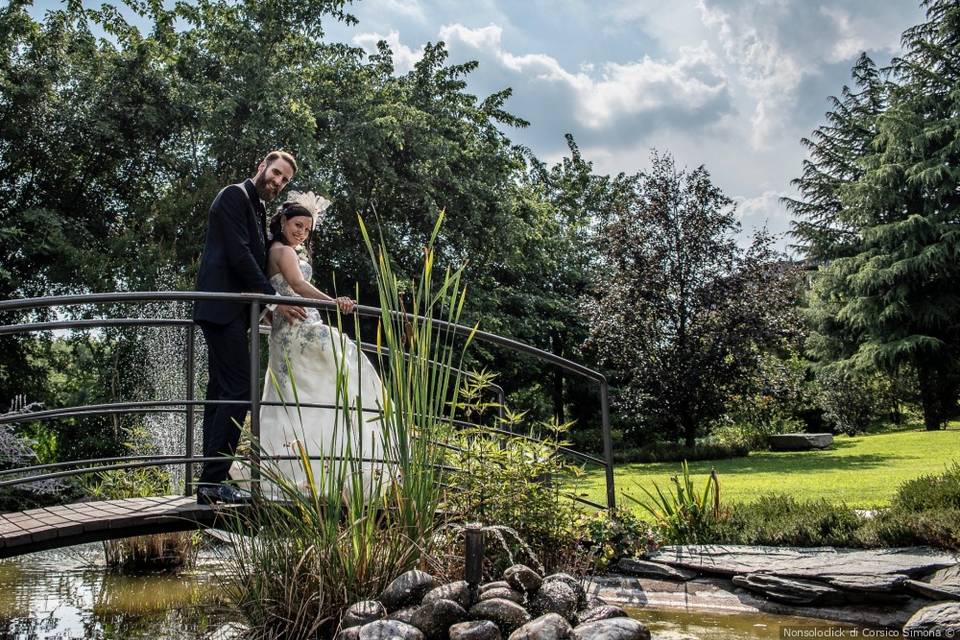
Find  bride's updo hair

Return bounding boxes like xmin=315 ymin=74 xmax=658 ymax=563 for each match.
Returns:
xmin=267 ymin=192 xmax=331 ymax=262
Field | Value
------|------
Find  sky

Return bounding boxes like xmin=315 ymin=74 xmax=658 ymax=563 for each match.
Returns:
xmin=28 ymin=0 xmax=927 ymax=249
xmin=325 ymin=0 xmax=925 ymax=250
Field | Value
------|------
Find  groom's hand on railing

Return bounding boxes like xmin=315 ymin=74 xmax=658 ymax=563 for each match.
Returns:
xmin=278 ymin=304 xmax=307 ymax=322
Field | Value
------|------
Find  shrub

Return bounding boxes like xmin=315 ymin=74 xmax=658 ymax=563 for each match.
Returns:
xmin=897 ymin=509 xmax=960 ymax=549
xmin=890 ymin=462 xmax=960 ymax=512
xmin=581 ymin=508 xmax=659 ymax=570
xmin=715 ymin=495 xmax=864 ymax=547
xmin=856 ymin=509 xmax=960 ymax=550
xmin=614 ymin=441 xmax=749 ymax=463
xmin=444 ymin=397 xmax=587 ymax=572
xmin=710 ymin=417 xmax=802 ymax=450
xmin=624 ymin=462 xmax=726 ymax=544
xmin=858 ymin=462 xmax=960 ymax=550
xmin=816 ymin=369 xmax=895 ymax=435
xmin=0 ymin=399 xmax=69 ymax=511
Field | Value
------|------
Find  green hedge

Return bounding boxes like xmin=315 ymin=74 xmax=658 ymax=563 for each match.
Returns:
xmin=613 ymin=441 xmax=749 ymax=464
xmin=713 ymin=495 xmax=863 ymax=547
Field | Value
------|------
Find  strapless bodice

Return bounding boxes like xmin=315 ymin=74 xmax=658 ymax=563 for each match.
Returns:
xmin=269 ymin=260 xmax=312 ymax=298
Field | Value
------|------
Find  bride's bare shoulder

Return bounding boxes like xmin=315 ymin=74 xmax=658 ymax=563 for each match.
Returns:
xmin=270 ymin=244 xmax=298 ymax=263
xmin=270 ymin=243 xmax=296 ymax=256
xmin=267 ymin=244 xmax=298 ymax=277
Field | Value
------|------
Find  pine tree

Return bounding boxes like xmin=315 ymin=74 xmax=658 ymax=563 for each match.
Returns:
xmin=795 ymin=0 xmax=960 ymax=430
xmin=785 ymin=54 xmax=889 ymax=262
xmin=843 ymin=0 xmax=960 ymax=429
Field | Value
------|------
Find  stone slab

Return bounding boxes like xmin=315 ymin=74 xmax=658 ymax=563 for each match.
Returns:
xmin=768 ymin=433 xmax=834 ymax=451
xmin=732 ymin=572 xmax=910 ymax=607
xmin=645 ymin=545 xmax=960 ymax=579
xmin=586 ymin=574 xmax=926 ymax=629
xmin=820 ymin=573 xmax=909 ymax=593
xmin=614 ymin=559 xmax=697 ymax=581
xmin=905 ymin=579 xmax=960 ymax=601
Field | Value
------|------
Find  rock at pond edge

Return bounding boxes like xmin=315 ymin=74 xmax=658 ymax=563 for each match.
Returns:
xmin=469 ymin=598 xmax=533 ymax=633
xmin=505 ymin=565 xmax=543 ymax=593
xmin=358 ymin=619 xmax=426 ymax=640
xmin=449 ymin=620 xmax=502 ymax=640
xmin=381 ymin=570 xmax=438 ymax=611
xmin=508 ymin=613 xmax=574 ymax=640
xmin=573 ymin=618 xmax=650 ymax=640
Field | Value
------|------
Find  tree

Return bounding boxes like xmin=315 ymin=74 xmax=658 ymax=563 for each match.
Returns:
xmin=492 ymin=136 xmax=635 ymax=424
xmin=0 ymin=1 xmax=616 ymax=456
xmin=585 ymin=151 xmax=798 ymax=446
xmin=790 ymin=0 xmax=960 ymax=430
xmin=784 ymin=53 xmax=890 ymax=262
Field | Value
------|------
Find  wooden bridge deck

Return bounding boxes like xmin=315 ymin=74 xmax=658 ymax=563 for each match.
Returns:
xmin=0 ymin=496 xmax=246 ymax=559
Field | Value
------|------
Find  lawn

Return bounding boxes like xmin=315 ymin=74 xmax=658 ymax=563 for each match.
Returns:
xmin=571 ymin=426 xmax=960 ymax=509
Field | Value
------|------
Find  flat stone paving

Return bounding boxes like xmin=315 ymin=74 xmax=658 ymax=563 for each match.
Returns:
xmin=0 ymin=495 xmax=243 ymax=558
xmin=647 ymin=544 xmax=960 ymax=578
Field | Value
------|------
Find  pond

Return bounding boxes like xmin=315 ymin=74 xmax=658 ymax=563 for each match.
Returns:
xmin=0 ymin=544 xmax=858 ymax=640
xmin=0 ymin=543 xmax=238 ymax=639
xmin=629 ymin=607 xmax=858 ymax=640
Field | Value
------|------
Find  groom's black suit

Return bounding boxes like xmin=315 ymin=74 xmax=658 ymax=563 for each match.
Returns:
xmin=193 ymin=178 xmax=276 ymax=488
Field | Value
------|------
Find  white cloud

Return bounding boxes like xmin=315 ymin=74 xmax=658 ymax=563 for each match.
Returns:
xmin=381 ymin=0 xmax=427 ymax=23
xmin=438 ymin=23 xmax=729 ymax=132
xmin=697 ymin=1 xmax=804 ymax=149
xmin=331 ymin=1 xmax=921 ymax=251
xmin=696 ymin=0 xmax=920 ymax=150
xmin=819 ymin=6 xmax=904 ymax=63
xmin=352 ymin=30 xmax=425 ymax=74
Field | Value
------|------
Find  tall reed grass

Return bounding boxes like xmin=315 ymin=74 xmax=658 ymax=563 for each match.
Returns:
xmin=222 ymin=213 xmax=475 ymax=639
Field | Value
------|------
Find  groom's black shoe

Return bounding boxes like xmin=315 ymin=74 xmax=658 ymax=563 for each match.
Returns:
xmin=196 ymin=484 xmax=253 ymax=506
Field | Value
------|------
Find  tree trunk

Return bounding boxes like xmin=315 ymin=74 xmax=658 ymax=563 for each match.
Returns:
xmin=682 ymin=412 xmax=696 ymax=448
xmin=917 ymin=363 xmax=949 ymax=431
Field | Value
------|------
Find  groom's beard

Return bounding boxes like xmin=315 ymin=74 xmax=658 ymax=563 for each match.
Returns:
xmin=254 ymin=174 xmax=278 ymax=202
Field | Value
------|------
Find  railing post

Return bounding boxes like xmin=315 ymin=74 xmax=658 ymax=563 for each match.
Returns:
xmin=184 ymin=324 xmax=196 ymax=496
xmin=599 ymin=378 xmax=616 ymax=509
xmin=249 ymin=302 xmax=261 ymax=495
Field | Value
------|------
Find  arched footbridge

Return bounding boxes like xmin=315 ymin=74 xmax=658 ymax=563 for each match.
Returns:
xmin=0 ymin=291 xmax=616 ymax=557
xmin=0 ymin=495 xmax=245 ymax=559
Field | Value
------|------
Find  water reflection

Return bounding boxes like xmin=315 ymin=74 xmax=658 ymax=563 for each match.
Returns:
xmin=632 ymin=606 xmax=858 ymax=640
xmin=0 ymin=543 xmax=238 ymax=639
xmin=0 ymin=545 xmax=860 ymax=640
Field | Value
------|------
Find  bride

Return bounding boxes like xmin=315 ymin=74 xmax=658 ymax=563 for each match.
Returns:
xmin=254 ymin=191 xmax=388 ymax=500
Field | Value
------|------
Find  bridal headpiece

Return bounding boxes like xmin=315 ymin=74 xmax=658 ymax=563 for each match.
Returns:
xmin=278 ymin=191 xmax=332 ymax=225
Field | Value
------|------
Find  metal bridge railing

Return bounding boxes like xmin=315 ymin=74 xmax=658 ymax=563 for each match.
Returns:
xmin=0 ymin=291 xmax=615 ymax=509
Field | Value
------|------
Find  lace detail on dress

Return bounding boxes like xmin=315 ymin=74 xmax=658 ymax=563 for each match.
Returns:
xmin=268 ymin=261 xmax=330 ymax=389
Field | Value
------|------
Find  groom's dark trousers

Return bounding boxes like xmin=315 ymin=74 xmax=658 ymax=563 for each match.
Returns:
xmin=193 ymin=179 xmax=275 ymax=489
xmin=197 ymin=314 xmax=251 ymax=486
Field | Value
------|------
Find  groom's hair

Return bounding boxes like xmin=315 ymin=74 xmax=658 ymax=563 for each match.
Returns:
xmin=263 ymin=150 xmax=298 ymax=174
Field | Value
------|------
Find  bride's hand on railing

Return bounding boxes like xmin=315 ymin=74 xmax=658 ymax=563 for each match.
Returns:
xmin=335 ymin=297 xmax=355 ymax=315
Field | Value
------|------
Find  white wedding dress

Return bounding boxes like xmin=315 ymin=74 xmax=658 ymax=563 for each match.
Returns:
xmin=256 ymin=260 xmax=388 ymax=500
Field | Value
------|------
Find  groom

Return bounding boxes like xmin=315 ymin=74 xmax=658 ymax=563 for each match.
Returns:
xmin=193 ymin=150 xmax=307 ymax=505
